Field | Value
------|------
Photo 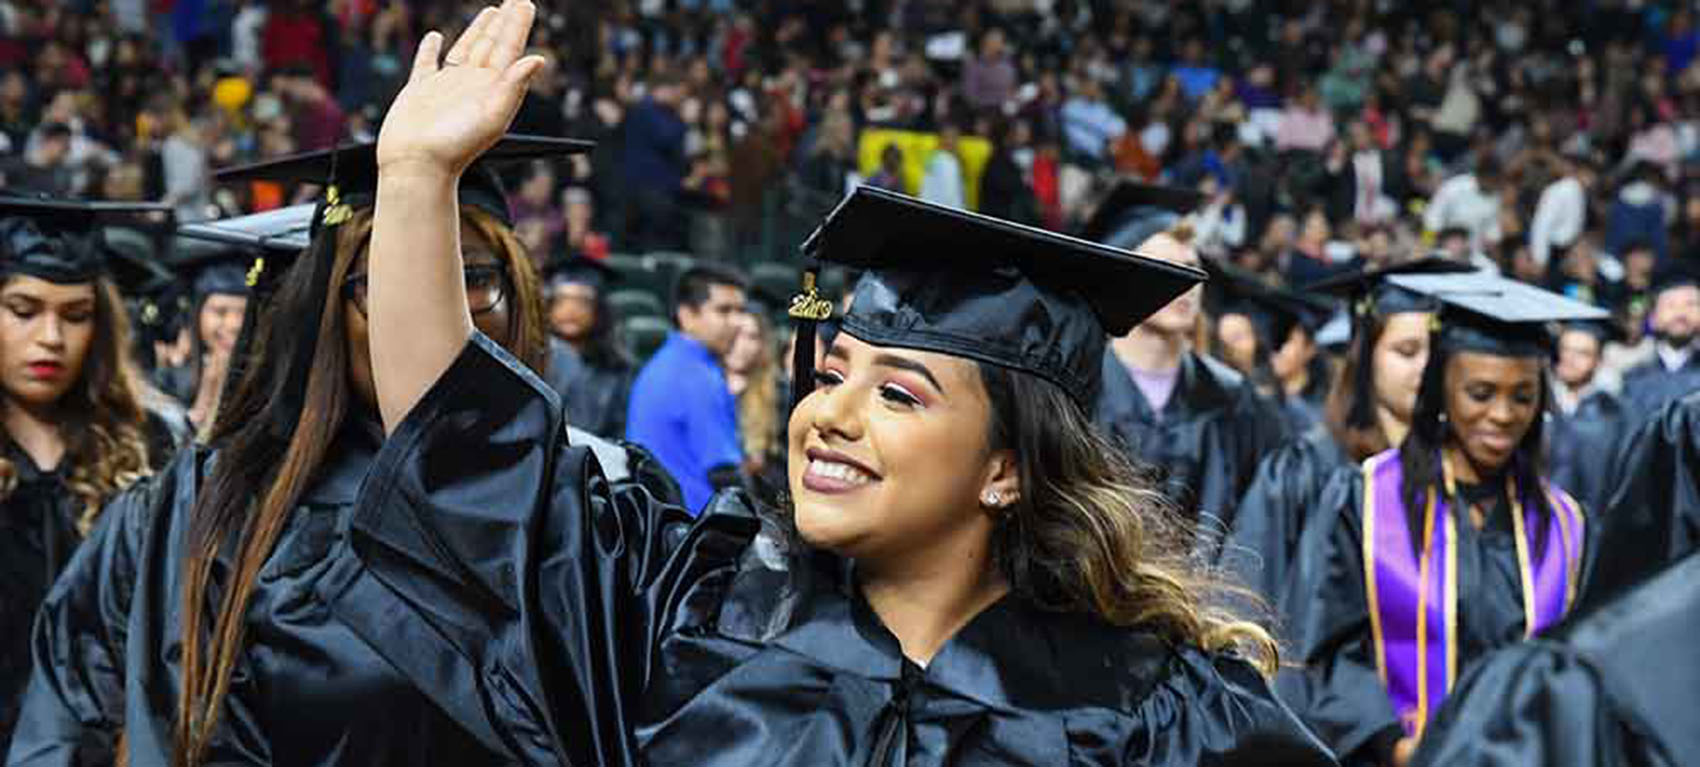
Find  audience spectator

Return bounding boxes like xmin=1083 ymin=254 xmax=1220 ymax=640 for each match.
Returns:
xmin=627 ymin=265 xmax=747 ymax=513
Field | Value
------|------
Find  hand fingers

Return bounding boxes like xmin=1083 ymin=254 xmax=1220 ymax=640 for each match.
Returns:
xmin=444 ymin=6 xmax=496 ymax=66
xmin=467 ymin=0 xmax=514 ymax=69
xmin=410 ymin=30 xmax=443 ymax=80
xmin=487 ymin=0 xmax=536 ymax=72
xmin=496 ymin=54 xmax=548 ymax=100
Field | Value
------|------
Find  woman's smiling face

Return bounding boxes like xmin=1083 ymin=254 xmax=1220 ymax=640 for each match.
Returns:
xmin=787 ymin=333 xmax=1014 ymax=566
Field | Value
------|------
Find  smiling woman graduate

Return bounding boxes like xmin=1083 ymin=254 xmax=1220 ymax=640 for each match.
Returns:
xmin=1280 ymin=272 xmax=1601 ymax=767
xmin=307 ymin=4 xmax=1337 ymax=767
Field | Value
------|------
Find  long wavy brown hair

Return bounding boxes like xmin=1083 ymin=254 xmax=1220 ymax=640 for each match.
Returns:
xmin=0 ymin=275 xmax=151 ymax=534
xmin=172 ymin=206 xmax=547 ymax=767
xmin=980 ymin=363 xmax=1277 ymax=673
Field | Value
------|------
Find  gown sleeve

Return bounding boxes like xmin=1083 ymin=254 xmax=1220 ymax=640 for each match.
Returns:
xmin=7 ymin=455 xmax=183 ymax=767
xmin=1580 ymin=395 xmax=1700 ymax=608
xmin=1409 ymin=640 xmax=1673 ymax=767
xmin=1279 ymin=472 xmax=1403 ymax=766
xmin=1126 ymin=647 xmax=1338 ymax=767
xmin=316 ymin=334 xmax=758 ymax=767
xmin=1218 ymin=439 xmax=1345 ymax=616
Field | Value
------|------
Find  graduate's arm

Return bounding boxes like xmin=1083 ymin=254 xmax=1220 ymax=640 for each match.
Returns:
xmin=1281 ymin=486 xmax=1404 ymax=764
xmin=367 ymin=0 xmax=545 ymax=434
xmin=8 ymin=468 xmax=170 ymax=766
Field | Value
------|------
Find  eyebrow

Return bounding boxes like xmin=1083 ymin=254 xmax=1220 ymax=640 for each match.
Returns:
xmin=823 ymin=345 xmax=947 ymax=394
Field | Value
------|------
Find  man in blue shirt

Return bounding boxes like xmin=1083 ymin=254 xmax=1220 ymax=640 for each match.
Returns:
xmin=627 ymin=264 xmax=748 ymax=512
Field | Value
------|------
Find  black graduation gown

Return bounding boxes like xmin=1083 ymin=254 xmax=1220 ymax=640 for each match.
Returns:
xmin=1216 ymin=427 xmax=1352 ymax=621
xmin=1281 ymin=470 xmax=1587 ymax=766
xmin=547 ymin=337 xmax=634 ymax=440
xmin=1093 ymin=351 xmax=1290 ymax=530
xmin=1618 ymin=355 xmax=1700 ymax=425
xmin=8 ymin=419 xmax=512 ymax=767
xmin=0 ymin=409 xmax=189 ymax=754
xmin=1547 ymin=388 xmax=1629 ymax=513
xmin=310 ymin=334 xmax=1337 ymax=767
xmin=1577 ymin=390 xmax=1700 ymax=609
xmin=0 ymin=441 xmax=79 ymax=756
xmin=1412 ymin=551 xmax=1700 ymax=767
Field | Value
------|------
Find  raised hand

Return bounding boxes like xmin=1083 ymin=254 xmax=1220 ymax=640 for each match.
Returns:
xmin=376 ymin=0 xmax=547 ymax=178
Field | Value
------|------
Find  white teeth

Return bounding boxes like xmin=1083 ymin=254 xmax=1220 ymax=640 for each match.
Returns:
xmin=809 ymin=459 xmax=874 ymax=485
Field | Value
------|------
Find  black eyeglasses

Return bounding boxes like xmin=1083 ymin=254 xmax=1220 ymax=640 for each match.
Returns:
xmin=342 ymin=264 xmax=510 ymax=316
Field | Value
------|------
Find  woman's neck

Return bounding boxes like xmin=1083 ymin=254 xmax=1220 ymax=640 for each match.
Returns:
xmin=859 ymin=530 xmax=1009 ymax=667
xmin=2 ymin=398 xmax=65 ymax=471
xmin=1376 ymin=405 xmax=1409 ymax=449
xmin=1282 ymin=368 xmax=1311 ymax=398
xmin=1112 ymin=326 xmax=1187 ymax=373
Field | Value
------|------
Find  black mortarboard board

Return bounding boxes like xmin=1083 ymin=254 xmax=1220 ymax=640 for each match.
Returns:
xmin=1385 ymin=271 xmax=1609 ymax=358
xmin=1558 ymin=318 xmax=1625 ymax=346
xmin=207 ymin=134 xmax=590 ymax=439
xmin=0 ymin=196 xmax=172 ymax=284
xmin=213 ymin=134 xmax=594 ymax=227
xmin=1078 ymin=179 xmax=1206 ymax=247
xmin=796 ymin=186 xmax=1205 ymax=407
xmin=1310 ymin=257 xmax=1482 ymax=428
xmin=1306 ymin=256 xmax=1479 ymax=317
xmin=1204 ymin=259 xmax=1335 ymax=349
xmin=543 ymin=254 xmax=618 ymax=294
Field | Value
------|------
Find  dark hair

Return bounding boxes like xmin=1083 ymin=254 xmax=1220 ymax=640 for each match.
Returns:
xmin=671 ymin=263 xmax=746 ymax=325
xmin=575 ymin=284 xmax=633 ymax=370
xmin=1397 ymin=341 xmax=1553 ymax=541
xmin=1325 ymin=311 xmax=1403 ymax=462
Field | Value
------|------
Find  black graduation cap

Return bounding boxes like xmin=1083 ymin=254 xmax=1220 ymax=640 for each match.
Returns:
xmin=206 ymin=135 xmax=589 ymax=438
xmin=1309 ymin=257 xmax=1482 ymax=429
xmin=1384 ymin=271 xmax=1609 ymax=357
xmin=1307 ymin=256 xmax=1479 ymax=318
xmin=0 ymin=196 xmax=172 ymax=284
xmin=542 ymin=254 xmax=618 ymax=294
xmin=796 ymin=186 xmax=1206 ymax=407
xmin=1204 ymin=259 xmax=1335 ymax=349
xmin=214 ymin=134 xmax=594 ymax=227
xmin=1078 ymin=179 xmax=1205 ymax=246
xmin=174 ymin=203 xmax=313 ymax=293
xmin=1558 ymin=318 xmax=1625 ymax=346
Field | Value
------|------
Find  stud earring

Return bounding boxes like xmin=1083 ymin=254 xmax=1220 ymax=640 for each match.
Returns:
xmin=983 ymin=491 xmax=1002 ymax=507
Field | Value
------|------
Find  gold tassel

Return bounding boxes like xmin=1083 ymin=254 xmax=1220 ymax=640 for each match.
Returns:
xmin=787 ymin=270 xmax=833 ymax=321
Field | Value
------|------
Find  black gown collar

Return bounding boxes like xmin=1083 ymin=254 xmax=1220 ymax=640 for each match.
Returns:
xmin=769 ymin=554 xmax=1164 ymax=712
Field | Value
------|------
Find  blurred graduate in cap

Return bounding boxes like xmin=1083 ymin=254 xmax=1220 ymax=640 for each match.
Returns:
xmin=540 ymin=253 xmax=633 ymax=440
xmin=294 ymin=7 xmax=1338 ymax=765
xmin=1280 ymin=273 xmax=1600 ymax=767
xmin=1219 ymin=258 xmax=1474 ymax=614
xmin=1618 ymin=262 xmax=1700 ymax=420
xmin=0 ymin=196 xmax=178 ymax=753
xmin=1087 ymin=181 xmax=1290 ymax=531
xmin=152 ymin=232 xmax=261 ymax=430
xmin=1201 ymin=259 xmax=1336 ymax=434
xmin=1547 ymin=320 xmax=1630 ymax=513
xmin=7 ymin=117 xmax=592 ymax=764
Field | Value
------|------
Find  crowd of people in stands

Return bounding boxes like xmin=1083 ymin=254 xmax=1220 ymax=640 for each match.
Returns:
xmin=2 ymin=2 xmax=1700 ymax=766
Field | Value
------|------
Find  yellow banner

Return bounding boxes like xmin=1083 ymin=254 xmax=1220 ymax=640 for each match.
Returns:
xmin=857 ymin=128 xmax=992 ymax=210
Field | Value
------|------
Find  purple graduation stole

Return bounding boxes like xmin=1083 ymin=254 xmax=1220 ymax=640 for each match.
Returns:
xmin=1360 ymin=449 xmax=1585 ymax=738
